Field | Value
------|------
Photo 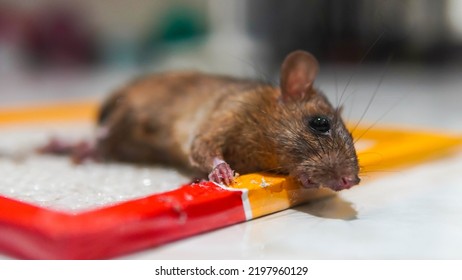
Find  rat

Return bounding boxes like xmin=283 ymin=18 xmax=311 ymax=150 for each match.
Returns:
xmin=40 ymin=50 xmax=360 ymax=191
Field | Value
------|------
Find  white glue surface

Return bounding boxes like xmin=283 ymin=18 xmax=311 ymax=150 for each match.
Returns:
xmin=0 ymin=123 xmax=190 ymax=213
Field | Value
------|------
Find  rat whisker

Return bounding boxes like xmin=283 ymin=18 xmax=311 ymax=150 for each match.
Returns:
xmin=350 ymin=54 xmax=392 ymax=135
xmin=353 ymin=92 xmax=403 ymax=144
xmin=256 ymin=166 xmax=287 ymax=174
xmin=338 ymin=31 xmax=385 ymax=107
xmin=345 ymin=91 xmax=357 ymax=124
xmin=314 ymin=135 xmax=327 ymax=156
xmin=359 ymin=169 xmax=401 ymax=174
xmin=227 ymin=53 xmax=276 ymax=86
xmin=333 ymin=67 xmax=340 ymax=107
xmin=356 ymin=151 xmax=386 ymax=156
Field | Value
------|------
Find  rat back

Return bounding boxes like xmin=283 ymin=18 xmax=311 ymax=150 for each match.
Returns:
xmin=96 ymin=71 xmax=263 ymax=171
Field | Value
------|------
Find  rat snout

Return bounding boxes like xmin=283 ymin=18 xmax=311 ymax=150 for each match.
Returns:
xmin=295 ymin=155 xmax=360 ymax=191
xmin=297 ymin=172 xmax=360 ymax=191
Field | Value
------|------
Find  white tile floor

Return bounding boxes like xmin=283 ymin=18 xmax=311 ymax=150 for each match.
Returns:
xmin=0 ymin=65 xmax=461 ymax=259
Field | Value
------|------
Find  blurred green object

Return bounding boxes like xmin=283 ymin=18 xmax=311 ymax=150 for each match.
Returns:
xmin=139 ymin=6 xmax=208 ymax=64
xmin=159 ymin=8 xmax=207 ymax=43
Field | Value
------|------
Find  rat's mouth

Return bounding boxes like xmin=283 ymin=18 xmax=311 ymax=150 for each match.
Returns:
xmin=298 ymin=173 xmax=320 ymax=189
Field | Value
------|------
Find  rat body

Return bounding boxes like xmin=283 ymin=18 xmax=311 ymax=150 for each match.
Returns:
xmin=95 ymin=50 xmax=360 ymax=191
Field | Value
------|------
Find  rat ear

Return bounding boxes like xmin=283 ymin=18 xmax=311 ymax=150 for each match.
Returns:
xmin=280 ymin=50 xmax=319 ymax=101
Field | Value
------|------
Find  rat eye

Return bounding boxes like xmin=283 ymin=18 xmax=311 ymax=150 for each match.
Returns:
xmin=309 ymin=116 xmax=331 ymax=133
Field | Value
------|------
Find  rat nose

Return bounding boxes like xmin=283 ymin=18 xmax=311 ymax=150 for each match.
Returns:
xmin=326 ymin=175 xmax=360 ymax=191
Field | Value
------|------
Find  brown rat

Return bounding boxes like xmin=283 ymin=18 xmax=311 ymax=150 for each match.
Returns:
xmin=89 ymin=50 xmax=360 ymax=191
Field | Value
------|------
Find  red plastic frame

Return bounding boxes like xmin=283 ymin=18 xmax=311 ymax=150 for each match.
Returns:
xmin=0 ymin=182 xmax=246 ymax=259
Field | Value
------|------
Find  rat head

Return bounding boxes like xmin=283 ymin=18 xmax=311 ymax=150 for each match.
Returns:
xmin=273 ymin=50 xmax=360 ymax=191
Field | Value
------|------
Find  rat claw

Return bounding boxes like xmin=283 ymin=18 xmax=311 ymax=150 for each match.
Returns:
xmin=208 ymin=168 xmax=221 ymax=183
xmin=208 ymin=161 xmax=235 ymax=185
xmin=208 ymin=169 xmax=219 ymax=183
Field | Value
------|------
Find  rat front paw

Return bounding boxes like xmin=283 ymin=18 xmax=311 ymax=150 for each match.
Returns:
xmin=208 ymin=159 xmax=235 ymax=185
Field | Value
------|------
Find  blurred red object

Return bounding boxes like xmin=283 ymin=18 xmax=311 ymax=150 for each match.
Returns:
xmin=22 ymin=6 xmax=98 ymax=68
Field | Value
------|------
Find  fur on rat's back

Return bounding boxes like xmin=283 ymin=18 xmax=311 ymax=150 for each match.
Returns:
xmin=97 ymin=71 xmax=268 ymax=170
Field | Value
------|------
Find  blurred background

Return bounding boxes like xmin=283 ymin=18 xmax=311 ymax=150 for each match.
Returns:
xmin=1 ymin=0 xmax=462 ymax=129
xmin=3 ymin=0 xmax=462 ymax=69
